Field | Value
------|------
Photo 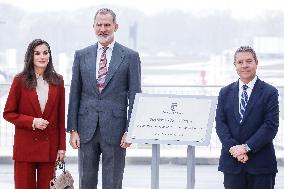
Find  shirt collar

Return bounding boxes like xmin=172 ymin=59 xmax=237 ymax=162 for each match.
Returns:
xmin=239 ymin=76 xmax=257 ymax=90
xmin=98 ymin=40 xmax=115 ymax=51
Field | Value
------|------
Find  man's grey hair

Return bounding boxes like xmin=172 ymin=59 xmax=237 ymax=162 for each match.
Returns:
xmin=234 ymin=46 xmax=258 ymax=63
xmin=94 ymin=8 xmax=117 ymax=23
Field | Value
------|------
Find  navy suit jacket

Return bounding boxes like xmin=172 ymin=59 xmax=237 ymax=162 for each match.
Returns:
xmin=215 ymin=78 xmax=279 ymax=174
xmin=67 ymin=42 xmax=141 ymax=145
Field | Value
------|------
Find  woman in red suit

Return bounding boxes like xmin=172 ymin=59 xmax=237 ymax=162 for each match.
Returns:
xmin=3 ymin=39 xmax=66 ymax=189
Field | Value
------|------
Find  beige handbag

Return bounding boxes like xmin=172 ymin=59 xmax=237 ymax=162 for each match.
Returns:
xmin=50 ymin=161 xmax=74 ymax=189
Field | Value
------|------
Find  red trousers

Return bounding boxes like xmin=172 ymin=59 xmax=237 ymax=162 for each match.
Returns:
xmin=14 ymin=161 xmax=55 ymax=189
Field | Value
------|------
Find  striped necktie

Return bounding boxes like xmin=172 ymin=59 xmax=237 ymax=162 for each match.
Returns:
xmin=240 ymin=85 xmax=248 ymax=123
xmin=97 ymin=47 xmax=108 ymax=92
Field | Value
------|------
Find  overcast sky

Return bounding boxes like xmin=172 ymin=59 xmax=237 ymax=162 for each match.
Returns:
xmin=1 ymin=0 xmax=284 ymax=19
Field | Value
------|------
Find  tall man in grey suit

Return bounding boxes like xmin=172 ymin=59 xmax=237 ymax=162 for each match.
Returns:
xmin=67 ymin=8 xmax=141 ymax=189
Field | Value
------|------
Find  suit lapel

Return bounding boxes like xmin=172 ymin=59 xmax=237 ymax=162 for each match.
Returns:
xmin=242 ymin=79 xmax=262 ymax=123
xmin=232 ymin=81 xmax=241 ymax=123
xmin=103 ymin=42 xmax=125 ymax=90
xmin=28 ymin=88 xmax=43 ymax=117
xmin=85 ymin=44 xmax=100 ymax=94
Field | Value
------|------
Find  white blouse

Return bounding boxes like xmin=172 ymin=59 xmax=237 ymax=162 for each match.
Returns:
xmin=35 ymin=74 xmax=49 ymax=113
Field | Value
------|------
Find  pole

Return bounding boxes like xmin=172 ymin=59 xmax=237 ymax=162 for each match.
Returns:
xmin=151 ymin=144 xmax=160 ymax=189
xmin=187 ymin=145 xmax=195 ymax=189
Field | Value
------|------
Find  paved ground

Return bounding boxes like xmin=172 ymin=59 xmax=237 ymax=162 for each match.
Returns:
xmin=1 ymin=163 xmax=284 ymax=189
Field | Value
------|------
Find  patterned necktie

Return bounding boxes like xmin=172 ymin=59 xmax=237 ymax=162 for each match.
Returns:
xmin=97 ymin=47 xmax=108 ymax=92
xmin=240 ymin=85 xmax=248 ymax=123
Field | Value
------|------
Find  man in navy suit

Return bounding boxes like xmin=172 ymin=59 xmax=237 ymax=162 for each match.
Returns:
xmin=67 ymin=8 xmax=141 ymax=189
xmin=215 ymin=46 xmax=279 ymax=189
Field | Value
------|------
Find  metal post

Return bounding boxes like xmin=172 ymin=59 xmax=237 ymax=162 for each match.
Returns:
xmin=151 ymin=144 xmax=160 ymax=189
xmin=187 ymin=145 xmax=195 ymax=189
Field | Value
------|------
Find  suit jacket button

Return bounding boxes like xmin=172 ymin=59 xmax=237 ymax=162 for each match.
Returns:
xmin=45 ymin=137 xmax=49 ymax=141
xmin=34 ymin=137 xmax=38 ymax=142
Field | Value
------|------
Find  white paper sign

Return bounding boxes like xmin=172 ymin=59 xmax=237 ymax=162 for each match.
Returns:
xmin=126 ymin=93 xmax=217 ymax=146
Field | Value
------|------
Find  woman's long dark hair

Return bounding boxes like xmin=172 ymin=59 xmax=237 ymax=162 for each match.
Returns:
xmin=17 ymin=39 xmax=61 ymax=88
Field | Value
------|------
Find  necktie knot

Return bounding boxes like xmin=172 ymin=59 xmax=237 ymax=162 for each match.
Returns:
xmin=242 ymin=85 xmax=248 ymax=91
xmin=102 ymin=46 xmax=108 ymax=53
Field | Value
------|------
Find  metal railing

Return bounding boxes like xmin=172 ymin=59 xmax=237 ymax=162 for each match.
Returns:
xmin=1 ymin=84 xmax=284 ymax=157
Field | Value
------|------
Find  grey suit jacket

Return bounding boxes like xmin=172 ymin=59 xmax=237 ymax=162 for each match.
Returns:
xmin=67 ymin=42 xmax=141 ymax=145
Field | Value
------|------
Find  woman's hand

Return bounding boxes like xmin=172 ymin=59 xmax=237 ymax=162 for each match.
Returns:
xmin=33 ymin=118 xmax=49 ymax=130
xmin=56 ymin=150 xmax=66 ymax=161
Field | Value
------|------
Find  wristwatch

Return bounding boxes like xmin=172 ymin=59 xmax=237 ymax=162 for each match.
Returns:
xmin=243 ymin=144 xmax=251 ymax=152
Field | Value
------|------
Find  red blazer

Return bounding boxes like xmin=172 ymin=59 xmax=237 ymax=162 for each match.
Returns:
xmin=3 ymin=75 xmax=66 ymax=162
